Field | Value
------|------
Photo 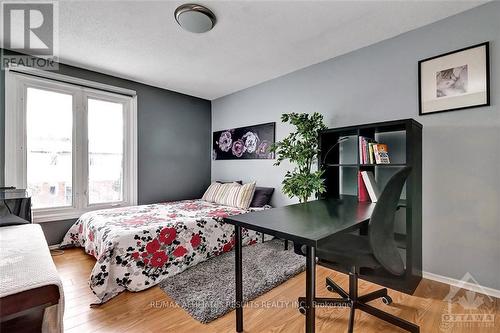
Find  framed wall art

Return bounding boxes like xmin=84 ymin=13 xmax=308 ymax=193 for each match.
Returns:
xmin=418 ymin=42 xmax=490 ymax=115
xmin=213 ymin=122 xmax=275 ymax=160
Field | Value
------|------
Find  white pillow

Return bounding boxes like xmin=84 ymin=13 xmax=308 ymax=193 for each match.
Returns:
xmin=202 ymin=182 xmax=223 ymax=202
xmin=202 ymin=181 xmax=256 ymax=210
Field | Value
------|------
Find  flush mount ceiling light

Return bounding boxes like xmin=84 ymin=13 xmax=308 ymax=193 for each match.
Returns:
xmin=174 ymin=4 xmax=216 ymax=33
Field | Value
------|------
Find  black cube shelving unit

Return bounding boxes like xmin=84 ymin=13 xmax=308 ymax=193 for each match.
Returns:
xmin=318 ymin=118 xmax=422 ymax=294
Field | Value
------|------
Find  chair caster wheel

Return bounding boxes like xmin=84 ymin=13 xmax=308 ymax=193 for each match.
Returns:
xmin=326 ymin=285 xmax=334 ymax=292
xmin=298 ymin=300 xmax=306 ymax=315
xmin=382 ymin=296 xmax=393 ymax=305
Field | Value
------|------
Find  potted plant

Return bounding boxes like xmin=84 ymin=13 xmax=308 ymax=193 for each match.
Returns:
xmin=271 ymin=112 xmax=327 ymax=203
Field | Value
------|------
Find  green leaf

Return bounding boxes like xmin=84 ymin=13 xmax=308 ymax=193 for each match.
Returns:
xmin=273 ymin=112 xmax=328 ymax=202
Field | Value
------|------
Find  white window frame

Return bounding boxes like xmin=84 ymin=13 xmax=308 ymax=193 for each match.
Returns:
xmin=5 ymin=68 xmax=138 ymax=222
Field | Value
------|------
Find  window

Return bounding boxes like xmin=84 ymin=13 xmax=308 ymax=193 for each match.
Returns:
xmin=5 ymin=69 xmax=137 ymax=222
xmin=87 ymin=98 xmax=124 ymax=205
xmin=27 ymin=87 xmax=73 ymax=209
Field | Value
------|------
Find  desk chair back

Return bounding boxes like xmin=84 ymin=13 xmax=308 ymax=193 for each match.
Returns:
xmin=369 ymin=167 xmax=411 ymax=276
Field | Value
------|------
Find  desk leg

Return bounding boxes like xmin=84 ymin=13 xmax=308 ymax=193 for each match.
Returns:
xmin=235 ymin=225 xmax=243 ymax=333
xmin=305 ymin=245 xmax=316 ymax=333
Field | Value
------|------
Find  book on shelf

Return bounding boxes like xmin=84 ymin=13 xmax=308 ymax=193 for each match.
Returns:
xmin=373 ymin=144 xmax=391 ymax=164
xmin=362 ymin=139 xmax=367 ymax=164
xmin=368 ymin=143 xmax=374 ymax=164
xmin=360 ymin=171 xmax=380 ymax=202
xmin=358 ymin=137 xmax=391 ymax=164
xmin=357 ymin=171 xmax=370 ymax=202
xmin=358 ymin=136 xmax=364 ymax=164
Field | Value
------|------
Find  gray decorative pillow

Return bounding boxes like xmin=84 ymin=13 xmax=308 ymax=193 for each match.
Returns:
xmin=250 ymin=187 xmax=274 ymax=207
xmin=216 ymin=180 xmax=243 ymax=184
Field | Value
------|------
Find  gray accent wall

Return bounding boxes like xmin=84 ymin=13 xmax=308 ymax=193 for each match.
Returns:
xmin=1 ymin=57 xmax=212 ymax=245
xmin=212 ymin=2 xmax=500 ymax=290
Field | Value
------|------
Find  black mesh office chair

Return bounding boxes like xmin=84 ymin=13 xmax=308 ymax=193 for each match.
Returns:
xmin=298 ymin=167 xmax=419 ymax=333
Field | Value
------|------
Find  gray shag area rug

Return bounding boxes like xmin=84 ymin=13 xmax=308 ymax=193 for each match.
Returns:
xmin=159 ymin=239 xmax=305 ymax=323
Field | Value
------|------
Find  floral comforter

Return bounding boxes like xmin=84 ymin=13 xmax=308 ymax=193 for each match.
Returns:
xmin=61 ymin=199 xmax=266 ymax=304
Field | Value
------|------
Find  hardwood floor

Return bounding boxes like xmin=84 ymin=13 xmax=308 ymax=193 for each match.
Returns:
xmin=53 ymin=248 xmax=498 ymax=333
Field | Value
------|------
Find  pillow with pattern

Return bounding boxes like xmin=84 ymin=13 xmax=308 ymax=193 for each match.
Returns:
xmin=202 ymin=181 xmax=256 ymax=210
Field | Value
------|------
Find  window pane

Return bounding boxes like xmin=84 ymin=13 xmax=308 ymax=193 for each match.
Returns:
xmin=88 ymin=98 xmax=124 ymax=204
xmin=27 ymin=87 xmax=73 ymax=209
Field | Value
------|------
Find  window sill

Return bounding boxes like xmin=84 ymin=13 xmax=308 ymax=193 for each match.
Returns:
xmin=33 ymin=203 xmax=132 ymax=223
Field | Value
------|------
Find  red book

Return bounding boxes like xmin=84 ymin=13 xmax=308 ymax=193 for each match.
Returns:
xmin=358 ymin=171 xmax=370 ymax=202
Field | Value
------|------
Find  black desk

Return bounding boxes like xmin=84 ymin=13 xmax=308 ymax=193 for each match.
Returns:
xmin=224 ymin=197 xmax=375 ymax=333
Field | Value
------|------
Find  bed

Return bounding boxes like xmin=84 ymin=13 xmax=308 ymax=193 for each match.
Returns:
xmin=61 ymin=199 xmax=267 ymax=304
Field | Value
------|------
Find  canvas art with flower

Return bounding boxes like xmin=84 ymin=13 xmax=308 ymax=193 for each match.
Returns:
xmin=212 ymin=122 xmax=275 ymax=160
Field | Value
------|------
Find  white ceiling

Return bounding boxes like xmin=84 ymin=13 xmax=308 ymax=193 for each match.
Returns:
xmin=9 ymin=1 xmax=490 ymax=100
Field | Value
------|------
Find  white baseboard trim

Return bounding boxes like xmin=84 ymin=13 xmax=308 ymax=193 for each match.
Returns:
xmin=48 ymin=244 xmax=61 ymax=250
xmin=423 ymin=271 xmax=500 ymax=299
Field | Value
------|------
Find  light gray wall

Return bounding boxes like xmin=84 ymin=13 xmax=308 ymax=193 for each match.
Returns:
xmin=0 ymin=66 xmax=4 ymax=187
xmin=1 ymin=56 xmax=212 ymax=245
xmin=212 ymin=2 xmax=500 ymax=290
